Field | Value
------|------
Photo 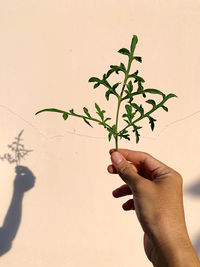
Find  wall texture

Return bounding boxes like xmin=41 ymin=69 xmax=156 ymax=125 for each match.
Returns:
xmin=0 ymin=0 xmax=200 ymax=266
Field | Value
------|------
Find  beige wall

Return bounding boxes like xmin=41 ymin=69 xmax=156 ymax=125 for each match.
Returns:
xmin=0 ymin=0 xmax=200 ymax=266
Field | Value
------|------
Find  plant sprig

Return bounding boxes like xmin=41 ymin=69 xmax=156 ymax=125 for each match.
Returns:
xmin=35 ymin=35 xmax=177 ymax=151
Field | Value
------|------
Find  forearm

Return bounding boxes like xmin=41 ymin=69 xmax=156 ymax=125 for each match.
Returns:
xmin=153 ymin=234 xmax=200 ymax=267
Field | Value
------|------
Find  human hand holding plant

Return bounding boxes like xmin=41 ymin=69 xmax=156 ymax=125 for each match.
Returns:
xmin=35 ymin=35 xmax=177 ymax=151
xmin=108 ymin=148 xmax=200 ymax=267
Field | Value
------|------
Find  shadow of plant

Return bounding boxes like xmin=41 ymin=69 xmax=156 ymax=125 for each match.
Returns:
xmin=0 ymin=130 xmax=33 ymax=165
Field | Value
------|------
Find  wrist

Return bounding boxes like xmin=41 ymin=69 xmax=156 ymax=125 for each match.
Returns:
xmin=153 ymin=236 xmax=200 ymax=267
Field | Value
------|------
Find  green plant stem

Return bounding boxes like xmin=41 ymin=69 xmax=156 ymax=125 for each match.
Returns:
xmin=118 ymin=97 xmax=167 ymax=135
xmin=114 ymin=56 xmax=134 ymax=151
xmin=35 ymin=108 xmax=113 ymax=131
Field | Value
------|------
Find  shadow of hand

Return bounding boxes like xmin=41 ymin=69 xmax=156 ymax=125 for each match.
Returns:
xmin=14 ymin=165 xmax=36 ymax=192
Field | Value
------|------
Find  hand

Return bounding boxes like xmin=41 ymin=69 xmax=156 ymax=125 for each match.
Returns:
xmin=14 ymin=165 xmax=35 ymax=192
xmin=108 ymin=149 xmax=198 ymax=266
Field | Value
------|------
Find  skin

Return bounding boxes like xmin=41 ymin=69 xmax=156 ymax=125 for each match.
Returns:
xmin=107 ymin=148 xmax=200 ymax=267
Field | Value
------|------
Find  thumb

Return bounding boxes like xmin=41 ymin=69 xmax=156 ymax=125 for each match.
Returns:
xmin=111 ymin=151 xmax=141 ymax=187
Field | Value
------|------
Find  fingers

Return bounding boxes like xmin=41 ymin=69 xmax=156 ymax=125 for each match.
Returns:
xmin=112 ymin=184 xmax=132 ymax=197
xmin=110 ymin=151 xmax=142 ymax=188
xmin=122 ymin=199 xmax=135 ymax=211
xmin=109 ymin=148 xmax=172 ymax=179
xmin=107 ymin=164 xmax=118 ymax=174
xmin=113 ymin=184 xmax=135 ymax=211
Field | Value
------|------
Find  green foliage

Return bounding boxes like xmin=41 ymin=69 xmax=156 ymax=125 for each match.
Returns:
xmin=35 ymin=35 xmax=177 ymax=151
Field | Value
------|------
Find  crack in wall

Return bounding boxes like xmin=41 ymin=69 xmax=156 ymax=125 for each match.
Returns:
xmin=1 ymin=104 xmax=200 ymax=141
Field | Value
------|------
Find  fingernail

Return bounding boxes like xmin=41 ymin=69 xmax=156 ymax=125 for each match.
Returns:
xmin=112 ymin=152 xmax=123 ymax=165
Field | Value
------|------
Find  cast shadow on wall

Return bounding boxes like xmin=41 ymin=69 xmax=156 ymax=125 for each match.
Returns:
xmin=0 ymin=129 xmax=35 ymax=256
xmin=184 ymin=178 xmax=200 ymax=258
xmin=0 ymin=165 xmax=36 ymax=256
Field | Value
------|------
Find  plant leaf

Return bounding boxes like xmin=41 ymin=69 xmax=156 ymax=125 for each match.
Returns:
xmin=125 ymin=104 xmax=132 ymax=115
xmin=131 ymin=103 xmax=144 ymax=116
xmin=93 ymin=83 xmax=100 ymax=89
xmin=105 ymin=83 xmax=120 ymax=101
xmin=35 ymin=108 xmax=65 ymax=115
xmin=83 ymin=118 xmax=93 ymax=128
xmin=130 ymin=35 xmax=138 ymax=54
xmin=164 ymin=93 xmax=177 ymax=101
xmin=83 ymin=107 xmax=91 ymax=117
xmin=63 ymin=113 xmax=68 ymax=120
xmin=106 ymin=68 xmax=115 ymax=78
xmin=108 ymin=131 xmax=113 ymax=142
xmin=112 ymin=82 xmax=121 ymax=90
xmin=110 ymin=64 xmax=126 ymax=74
xmin=88 ymin=77 xmax=101 ymax=83
xmin=69 ymin=109 xmax=75 ymax=114
xmin=120 ymin=62 xmax=126 ymax=71
xmin=134 ymin=56 xmax=142 ymax=63
xmin=127 ymin=80 xmax=133 ymax=92
xmin=119 ymin=129 xmax=130 ymax=141
xmin=132 ymin=124 xmax=142 ymax=143
xmin=118 ymin=48 xmax=130 ymax=56
xmin=146 ymin=99 xmax=156 ymax=108
xmin=144 ymin=89 xmax=165 ymax=97
xmin=95 ymin=103 xmax=105 ymax=120
xmin=104 ymin=117 xmax=111 ymax=122
xmin=162 ymin=105 xmax=168 ymax=112
xmin=148 ymin=116 xmax=156 ymax=131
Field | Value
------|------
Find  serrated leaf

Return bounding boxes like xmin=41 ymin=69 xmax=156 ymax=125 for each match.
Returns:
xmin=83 ymin=107 xmax=91 ymax=117
xmin=148 ymin=116 xmax=156 ymax=131
xmin=118 ymin=48 xmax=130 ymax=56
xmin=83 ymin=118 xmax=93 ymax=128
xmin=130 ymin=35 xmax=138 ymax=54
xmin=144 ymin=89 xmax=165 ymax=96
xmin=162 ymin=105 xmax=168 ymax=112
xmin=146 ymin=99 xmax=156 ymax=107
xmin=134 ymin=56 xmax=142 ymax=62
xmin=62 ymin=113 xmax=68 ymax=120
